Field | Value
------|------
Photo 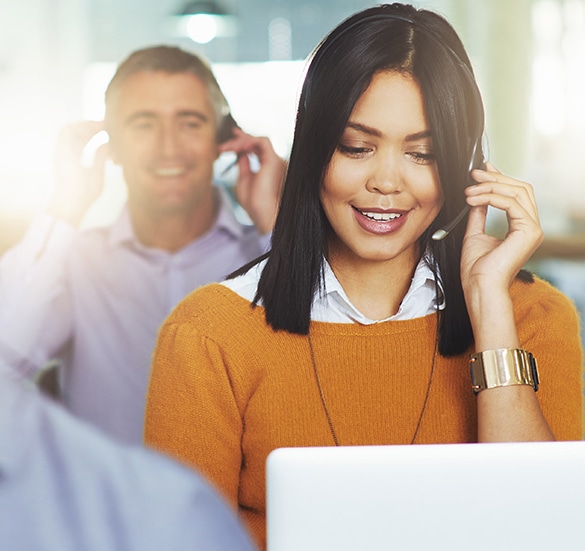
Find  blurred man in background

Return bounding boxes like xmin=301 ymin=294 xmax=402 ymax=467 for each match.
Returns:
xmin=0 ymin=46 xmax=285 ymax=444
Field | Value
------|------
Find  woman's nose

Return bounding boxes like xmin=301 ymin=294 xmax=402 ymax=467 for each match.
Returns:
xmin=365 ymin=156 xmax=403 ymax=194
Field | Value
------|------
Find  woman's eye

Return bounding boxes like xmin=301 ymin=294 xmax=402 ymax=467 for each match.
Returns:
xmin=337 ymin=144 xmax=372 ymax=157
xmin=407 ymin=151 xmax=435 ymax=164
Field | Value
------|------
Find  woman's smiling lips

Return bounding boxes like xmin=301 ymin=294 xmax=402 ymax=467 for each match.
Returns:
xmin=353 ymin=206 xmax=409 ymax=234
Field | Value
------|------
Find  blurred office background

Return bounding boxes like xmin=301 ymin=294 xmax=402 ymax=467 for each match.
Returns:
xmin=1 ymin=0 xmax=585 ymax=336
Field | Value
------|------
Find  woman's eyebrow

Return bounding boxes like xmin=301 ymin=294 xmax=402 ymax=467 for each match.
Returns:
xmin=405 ymin=130 xmax=432 ymax=142
xmin=345 ymin=122 xmax=432 ymax=143
xmin=345 ymin=121 xmax=382 ymax=137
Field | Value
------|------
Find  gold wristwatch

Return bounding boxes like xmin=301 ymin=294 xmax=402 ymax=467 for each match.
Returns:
xmin=470 ymin=348 xmax=539 ymax=395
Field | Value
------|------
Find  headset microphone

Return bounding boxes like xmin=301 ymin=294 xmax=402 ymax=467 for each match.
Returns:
xmin=431 ymin=137 xmax=485 ymax=241
xmin=431 ymin=205 xmax=470 ymax=241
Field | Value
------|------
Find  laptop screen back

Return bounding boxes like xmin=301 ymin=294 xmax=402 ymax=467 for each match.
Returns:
xmin=266 ymin=441 xmax=585 ymax=551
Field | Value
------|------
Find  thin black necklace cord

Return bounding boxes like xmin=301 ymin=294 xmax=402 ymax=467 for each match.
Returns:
xmin=308 ymin=298 xmax=441 ymax=447
xmin=409 ymin=309 xmax=440 ymax=444
xmin=308 ymin=332 xmax=340 ymax=446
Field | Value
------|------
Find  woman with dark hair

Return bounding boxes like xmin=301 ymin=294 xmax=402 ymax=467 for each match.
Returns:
xmin=145 ymin=4 xmax=583 ymax=549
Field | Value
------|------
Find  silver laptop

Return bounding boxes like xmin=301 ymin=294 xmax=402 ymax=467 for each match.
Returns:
xmin=266 ymin=441 xmax=585 ymax=551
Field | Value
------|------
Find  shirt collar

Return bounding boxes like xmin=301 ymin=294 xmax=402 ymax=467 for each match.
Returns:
xmin=314 ymin=254 xmax=444 ymax=325
xmin=108 ymin=186 xmax=245 ymax=251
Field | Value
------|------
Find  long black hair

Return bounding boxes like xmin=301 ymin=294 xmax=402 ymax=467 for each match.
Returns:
xmin=236 ymin=3 xmax=531 ymax=356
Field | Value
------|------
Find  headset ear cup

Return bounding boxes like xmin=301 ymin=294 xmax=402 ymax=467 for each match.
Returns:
xmin=218 ymin=113 xmax=238 ymax=143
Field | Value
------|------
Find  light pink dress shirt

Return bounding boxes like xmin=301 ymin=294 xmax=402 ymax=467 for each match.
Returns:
xmin=0 ymin=189 xmax=269 ymax=444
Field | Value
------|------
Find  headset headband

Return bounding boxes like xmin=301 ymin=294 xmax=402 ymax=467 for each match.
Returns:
xmin=303 ymin=9 xmax=485 ymax=167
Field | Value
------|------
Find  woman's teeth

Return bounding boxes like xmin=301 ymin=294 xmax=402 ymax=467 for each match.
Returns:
xmin=358 ymin=209 xmax=402 ymax=222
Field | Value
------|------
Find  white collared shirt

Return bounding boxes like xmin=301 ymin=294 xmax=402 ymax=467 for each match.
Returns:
xmin=222 ymin=255 xmax=444 ymax=323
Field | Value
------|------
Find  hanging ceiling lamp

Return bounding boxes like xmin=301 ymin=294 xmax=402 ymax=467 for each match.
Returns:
xmin=173 ymin=0 xmax=237 ymax=44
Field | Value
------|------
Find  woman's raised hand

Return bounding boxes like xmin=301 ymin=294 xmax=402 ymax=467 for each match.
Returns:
xmin=460 ymin=162 xmax=543 ymax=295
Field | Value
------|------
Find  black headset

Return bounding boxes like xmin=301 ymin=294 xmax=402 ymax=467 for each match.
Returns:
xmin=217 ymin=112 xmax=238 ymax=143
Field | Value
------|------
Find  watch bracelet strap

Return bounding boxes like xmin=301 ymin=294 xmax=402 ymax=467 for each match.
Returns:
xmin=470 ymin=348 xmax=539 ymax=395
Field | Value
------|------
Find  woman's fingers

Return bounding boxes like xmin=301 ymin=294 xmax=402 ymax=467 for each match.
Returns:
xmin=468 ymin=168 xmax=539 ymax=222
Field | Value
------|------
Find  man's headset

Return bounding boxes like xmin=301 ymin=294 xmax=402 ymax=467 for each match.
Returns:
xmin=218 ymin=112 xmax=238 ymax=144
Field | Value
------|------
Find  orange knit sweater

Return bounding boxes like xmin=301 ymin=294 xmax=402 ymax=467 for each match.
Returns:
xmin=145 ymin=276 xmax=583 ymax=550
